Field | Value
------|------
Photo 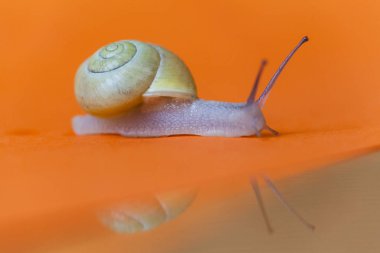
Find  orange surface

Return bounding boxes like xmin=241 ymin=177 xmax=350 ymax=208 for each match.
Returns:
xmin=1 ymin=0 xmax=380 ymax=251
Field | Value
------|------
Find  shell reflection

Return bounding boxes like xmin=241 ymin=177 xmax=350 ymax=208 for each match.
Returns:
xmin=99 ymin=188 xmax=197 ymax=233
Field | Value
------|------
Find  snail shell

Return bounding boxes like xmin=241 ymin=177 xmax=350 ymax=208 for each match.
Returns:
xmin=99 ymin=188 xmax=197 ymax=233
xmin=75 ymin=40 xmax=197 ymax=116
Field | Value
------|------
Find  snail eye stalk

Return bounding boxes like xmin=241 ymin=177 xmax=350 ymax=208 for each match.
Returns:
xmin=246 ymin=60 xmax=267 ymax=105
xmin=258 ymin=36 xmax=309 ymax=108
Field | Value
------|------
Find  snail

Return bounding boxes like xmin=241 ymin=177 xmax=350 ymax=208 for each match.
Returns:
xmin=73 ymin=36 xmax=309 ymax=137
xmin=99 ymin=188 xmax=197 ymax=233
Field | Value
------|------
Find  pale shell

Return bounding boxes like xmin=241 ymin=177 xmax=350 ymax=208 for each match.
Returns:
xmin=75 ymin=40 xmax=197 ymax=117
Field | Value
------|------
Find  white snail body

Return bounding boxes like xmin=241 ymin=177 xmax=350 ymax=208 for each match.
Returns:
xmin=73 ymin=37 xmax=309 ymax=137
xmin=99 ymin=188 xmax=197 ymax=233
xmin=73 ymin=97 xmax=266 ymax=137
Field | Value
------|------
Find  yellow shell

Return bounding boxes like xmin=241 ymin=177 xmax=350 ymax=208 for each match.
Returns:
xmin=75 ymin=40 xmax=197 ymax=117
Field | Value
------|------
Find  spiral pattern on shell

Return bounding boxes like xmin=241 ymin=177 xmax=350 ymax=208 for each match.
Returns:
xmin=88 ymin=41 xmax=137 ymax=73
xmin=75 ymin=40 xmax=197 ymax=117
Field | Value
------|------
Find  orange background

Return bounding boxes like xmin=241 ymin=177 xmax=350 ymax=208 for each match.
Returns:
xmin=1 ymin=0 xmax=380 ymax=251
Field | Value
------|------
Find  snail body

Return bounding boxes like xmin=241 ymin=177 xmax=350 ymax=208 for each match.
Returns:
xmin=73 ymin=37 xmax=309 ymax=137
xmin=73 ymin=97 xmax=265 ymax=137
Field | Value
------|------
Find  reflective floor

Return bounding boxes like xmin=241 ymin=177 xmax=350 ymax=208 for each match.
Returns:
xmin=2 ymin=151 xmax=380 ymax=253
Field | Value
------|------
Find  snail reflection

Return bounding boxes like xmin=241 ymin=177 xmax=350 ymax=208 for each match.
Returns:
xmin=250 ymin=176 xmax=315 ymax=233
xmin=99 ymin=177 xmax=314 ymax=234
xmin=99 ymin=188 xmax=197 ymax=233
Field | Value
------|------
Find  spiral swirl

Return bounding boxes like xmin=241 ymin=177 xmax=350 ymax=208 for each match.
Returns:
xmin=88 ymin=41 xmax=137 ymax=73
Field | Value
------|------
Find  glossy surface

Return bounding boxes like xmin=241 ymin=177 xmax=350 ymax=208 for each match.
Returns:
xmin=56 ymin=152 xmax=380 ymax=253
